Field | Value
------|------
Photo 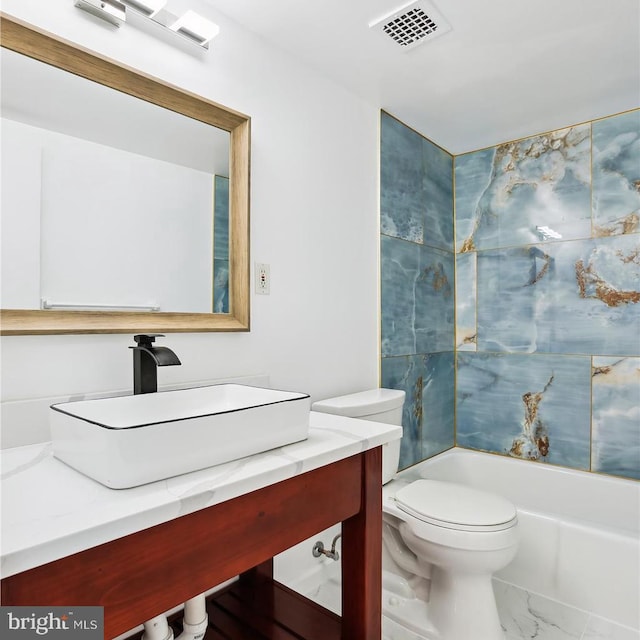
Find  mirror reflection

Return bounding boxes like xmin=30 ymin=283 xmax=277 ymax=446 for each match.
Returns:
xmin=1 ymin=47 xmax=231 ymax=314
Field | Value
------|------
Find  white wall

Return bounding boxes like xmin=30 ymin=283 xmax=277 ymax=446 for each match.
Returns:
xmin=0 ymin=1 xmax=380 ymax=416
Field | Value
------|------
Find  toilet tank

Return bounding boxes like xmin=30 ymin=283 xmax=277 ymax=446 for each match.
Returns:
xmin=312 ymin=389 xmax=404 ymax=484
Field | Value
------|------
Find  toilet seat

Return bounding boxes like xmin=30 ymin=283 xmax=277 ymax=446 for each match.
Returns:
xmin=394 ymin=480 xmax=517 ymax=532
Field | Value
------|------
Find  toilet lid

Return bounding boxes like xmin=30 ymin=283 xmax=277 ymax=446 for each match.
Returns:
xmin=395 ymin=480 xmax=517 ymax=532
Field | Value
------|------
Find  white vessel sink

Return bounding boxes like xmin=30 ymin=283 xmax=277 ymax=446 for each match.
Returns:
xmin=50 ymin=384 xmax=311 ymax=488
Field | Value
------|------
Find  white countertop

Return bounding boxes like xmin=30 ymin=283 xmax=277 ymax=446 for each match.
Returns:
xmin=0 ymin=412 xmax=401 ymax=578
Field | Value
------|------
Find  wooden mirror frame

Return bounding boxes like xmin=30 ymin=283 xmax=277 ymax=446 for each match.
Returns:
xmin=0 ymin=14 xmax=250 ymax=335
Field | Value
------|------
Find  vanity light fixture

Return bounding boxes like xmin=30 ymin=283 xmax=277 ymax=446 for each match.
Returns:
xmin=169 ymin=10 xmax=220 ymax=46
xmin=75 ymin=0 xmax=220 ymax=49
xmin=120 ymin=0 xmax=166 ymax=18
xmin=75 ymin=0 xmax=127 ymax=27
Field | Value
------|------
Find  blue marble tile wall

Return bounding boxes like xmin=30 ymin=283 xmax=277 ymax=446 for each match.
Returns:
xmin=380 ymin=112 xmax=456 ymax=469
xmin=455 ymin=109 xmax=640 ymax=480
xmin=213 ymin=175 xmax=229 ymax=313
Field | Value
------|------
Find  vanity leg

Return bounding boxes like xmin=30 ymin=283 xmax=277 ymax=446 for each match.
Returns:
xmin=236 ymin=559 xmax=275 ymax=623
xmin=239 ymin=558 xmax=274 ymax=583
xmin=341 ymin=446 xmax=382 ymax=639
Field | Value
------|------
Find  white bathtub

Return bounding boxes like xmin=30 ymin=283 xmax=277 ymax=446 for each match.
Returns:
xmin=398 ymin=448 xmax=640 ymax=631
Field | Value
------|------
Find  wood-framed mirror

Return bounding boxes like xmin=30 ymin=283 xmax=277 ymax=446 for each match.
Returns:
xmin=0 ymin=14 xmax=250 ymax=335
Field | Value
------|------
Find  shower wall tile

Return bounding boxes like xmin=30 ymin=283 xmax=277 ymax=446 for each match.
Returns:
xmin=380 ymin=112 xmax=454 ymax=251
xmin=456 ymin=352 xmax=592 ymax=470
xmin=455 ymin=147 xmax=495 ymax=252
xmin=455 ymin=251 xmax=477 ymax=351
xmin=415 ymin=244 xmax=455 ymax=354
xmin=381 ymin=235 xmax=420 ymax=357
xmin=381 ymin=113 xmax=429 ymax=244
xmin=381 ymin=235 xmax=454 ymax=357
xmin=420 ymin=352 xmax=455 ymax=459
xmin=382 ymin=355 xmax=425 ymax=469
xmin=422 ymin=139 xmax=454 ymax=251
xmin=591 ymin=357 xmax=640 ymax=479
xmin=455 ymin=125 xmax=591 ymax=252
xmin=380 ymin=113 xmax=456 ymax=470
xmin=592 ymin=109 xmax=640 ymax=237
xmin=383 ymin=109 xmax=640 ymax=480
xmin=381 ymin=353 xmax=455 ymax=469
xmin=476 ymin=235 xmax=640 ymax=356
xmin=454 ymin=111 xmax=640 ymax=480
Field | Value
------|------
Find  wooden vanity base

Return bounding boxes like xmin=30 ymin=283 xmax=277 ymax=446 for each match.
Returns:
xmin=143 ymin=574 xmax=342 ymax=640
xmin=1 ymin=448 xmax=382 ymax=639
xmin=207 ymin=578 xmax=341 ymax=640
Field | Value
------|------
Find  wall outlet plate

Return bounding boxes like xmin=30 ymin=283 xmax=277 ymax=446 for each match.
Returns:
xmin=255 ymin=263 xmax=270 ymax=295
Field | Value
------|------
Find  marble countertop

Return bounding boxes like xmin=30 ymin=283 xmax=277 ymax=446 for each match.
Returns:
xmin=0 ymin=412 xmax=401 ymax=579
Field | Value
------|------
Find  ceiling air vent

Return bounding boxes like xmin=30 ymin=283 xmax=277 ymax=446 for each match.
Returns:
xmin=370 ymin=1 xmax=452 ymax=51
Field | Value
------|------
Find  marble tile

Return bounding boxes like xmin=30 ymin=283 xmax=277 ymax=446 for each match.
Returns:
xmin=455 ymin=147 xmax=495 ymax=252
xmin=381 ymin=113 xmax=429 ymax=244
xmin=456 ymin=352 xmax=591 ymax=469
xmin=582 ymin=616 xmax=640 ymax=640
xmin=415 ymin=245 xmax=455 ymax=354
xmin=420 ymin=352 xmax=455 ymax=459
xmin=382 ymin=355 xmax=424 ymax=469
xmin=592 ymin=110 xmax=640 ymax=238
xmin=381 ymin=113 xmax=453 ymax=251
xmin=381 ymin=353 xmax=455 ymax=469
xmin=422 ymin=138 xmax=453 ymax=252
xmin=305 ymin=573 xmax=341 ymax=615
xmin=383 ymin=617 xmax=432 ymax=640
xmin=455 ymin=251 xmax=477 ymax=350
xmin=305 ymin=573 xmax=435 ymax=640
xmin=382 ymin=235 xmax=421 ymax=357
xmin=213 ymin=175 xmax=229 ymax=313
xmin=455 ymin=125 xmax=591 ymax=252
xmin=494 ymin=580 xmax=589 ymax=640
xmin=591 ymin=357 xmax=640 ymax=479
xmin=476 ymin=235 xmax=640 ymax=356
xmin=381 ymin=236 xmax=454 ymax=357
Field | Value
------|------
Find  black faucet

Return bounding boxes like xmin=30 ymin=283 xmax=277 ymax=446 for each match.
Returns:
xmin=130 ymin=334 xmax=181 ymax=395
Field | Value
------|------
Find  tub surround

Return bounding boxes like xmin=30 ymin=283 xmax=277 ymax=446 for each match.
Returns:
xmin=1 ymin=411 xmax=400 ymax=578
xmin=380 ymin=108 xmax=640 ymax=481
xmin=455 ymin=109 xmax=640 ymax=479
xmin=456 ymin=353 xmax=592 ymax=469
xmin=380 ymin=112 xmax=456 ymax=470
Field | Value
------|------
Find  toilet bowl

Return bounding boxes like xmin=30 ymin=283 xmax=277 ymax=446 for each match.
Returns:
xmin=384 ymin=479 xmax=518 ymax=640
xmin=313 ymin=389 xmax=519 ymax=640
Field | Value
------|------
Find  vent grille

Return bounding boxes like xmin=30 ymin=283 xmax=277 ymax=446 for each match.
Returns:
xmin=383 ymin=7 xmax=437 ymax=47
xmin=370 ymin=1 xmax=452 ymax=51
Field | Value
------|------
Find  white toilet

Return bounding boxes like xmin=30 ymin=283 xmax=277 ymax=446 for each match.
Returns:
xmin=312 ymin=388 xmax=519 ymax=640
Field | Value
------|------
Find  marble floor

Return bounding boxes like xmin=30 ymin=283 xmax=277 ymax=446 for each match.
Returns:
xmin=494 ymin=581 xmax=639 ymax=640
xmin=303 ymin=575 xmax=640 ymax=640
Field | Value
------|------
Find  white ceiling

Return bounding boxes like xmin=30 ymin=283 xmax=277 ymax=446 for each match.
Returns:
xmin=206 ymin=0 xmax=640 ymax=154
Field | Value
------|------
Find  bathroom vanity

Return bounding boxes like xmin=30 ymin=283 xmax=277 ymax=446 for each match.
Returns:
xmin=1 ymin=412 xmax=401 ymax=639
